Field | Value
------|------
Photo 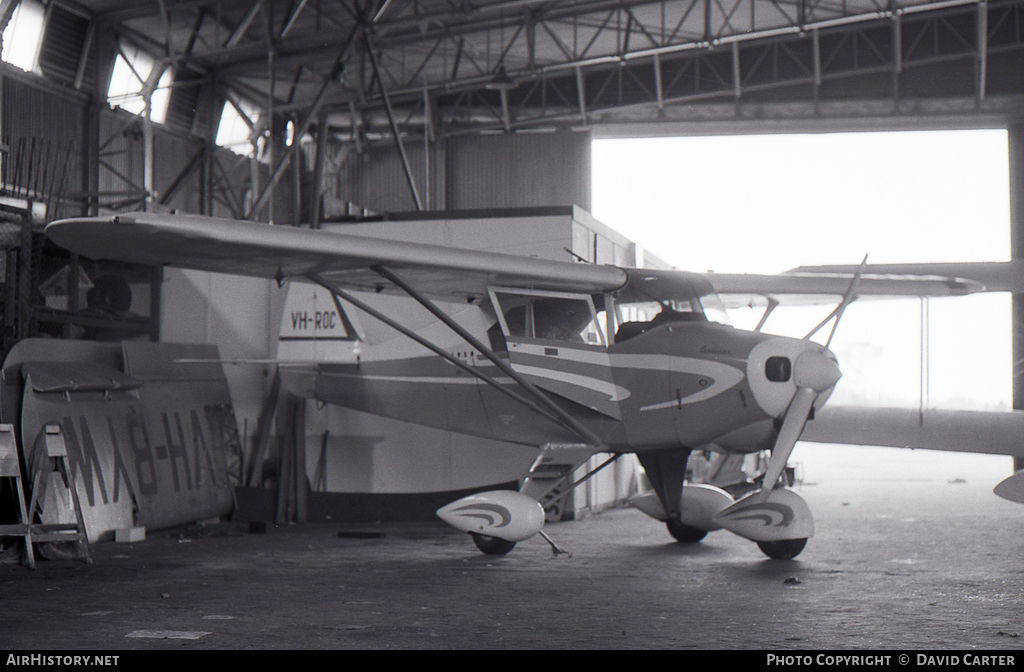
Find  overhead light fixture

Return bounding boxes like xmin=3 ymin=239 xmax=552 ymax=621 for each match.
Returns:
xmin=485 ymin=65 xmax=517 ymax=91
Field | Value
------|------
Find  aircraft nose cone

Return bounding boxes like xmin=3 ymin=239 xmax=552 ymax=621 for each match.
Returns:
xmin=746 ymin=338 xmax=843 ymax=419
xmin=794 ymin=349 xmax=841 ymax=393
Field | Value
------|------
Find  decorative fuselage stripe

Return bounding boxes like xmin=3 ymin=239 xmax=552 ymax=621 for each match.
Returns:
xmin=718 ymin=502 xmax=795 ymax=528
xmin=319 ymin=353 xmax=745 ymax=407
xmin=452 ymin=503 xmax=512 ymax=528
xmin=510 ymin=364 xmax=632 ymax=402
xmin=616 ymin=355 xmax=745 ymax=411
xmin=321 ymin=372 xmax=515 ymax=385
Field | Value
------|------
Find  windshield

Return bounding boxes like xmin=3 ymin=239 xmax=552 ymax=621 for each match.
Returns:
xmin=696 ymin=294 xmax=732 ymax=326
xmin=609 ymin=294 xmax=730 ymax=343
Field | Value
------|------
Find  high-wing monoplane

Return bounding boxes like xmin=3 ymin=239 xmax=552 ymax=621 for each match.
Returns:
xmin=44 ymin=213 xmax=1007 ymax=559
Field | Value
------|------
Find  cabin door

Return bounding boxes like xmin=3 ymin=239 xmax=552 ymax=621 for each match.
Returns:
xmin=489 ymin=288 xmax=623 ymax=421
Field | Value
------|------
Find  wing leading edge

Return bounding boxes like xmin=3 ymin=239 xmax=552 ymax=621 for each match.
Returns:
xmin=46 ymin=214 xmax=985 ymax=304
xmin=45 ymin=214 xmax=629 ymax=300
xmin=705 ymin=272 xmax=984 ymax=308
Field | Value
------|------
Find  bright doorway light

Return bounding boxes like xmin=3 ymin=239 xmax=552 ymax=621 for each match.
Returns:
xmin=1 ymin=0 xmax=45 ymax=73
xmin=216 ymin=95 xmax=261 ymax=157
xmin=592 ymin=130 xmax=1011 ymax=412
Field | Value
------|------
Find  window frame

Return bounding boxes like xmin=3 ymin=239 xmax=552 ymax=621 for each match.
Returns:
xmin=487 ymin=286 xmax=606 ymax=348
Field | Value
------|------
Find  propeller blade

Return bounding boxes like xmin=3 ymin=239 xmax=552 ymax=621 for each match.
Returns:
xmin=760 ymin=348 xmax=842 ymax=494
xmin=760 ymin=386 xmax=816 ymax=493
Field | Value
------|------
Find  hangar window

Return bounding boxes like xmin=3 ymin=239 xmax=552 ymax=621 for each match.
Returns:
xmin=1 ymin=0 xmax=45 ymax=73
xmin=107 ymin=41 xmax=172 ymax=123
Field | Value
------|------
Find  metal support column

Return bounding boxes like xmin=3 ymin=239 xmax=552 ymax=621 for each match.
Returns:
xmin=203 ymin=83 xmax=217 ymax=215
xmin=1007 ymin=124 xmax=1024 ymax=472
xmin=311 ymin=110 xmax=327 ymax=228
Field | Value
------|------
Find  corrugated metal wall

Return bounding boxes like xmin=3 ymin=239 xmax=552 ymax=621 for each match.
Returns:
xmin=332 ymin=140 xmax=445 ymax=213
xmin=96 ymin=106 xmax=286 ymax=223
xmin=153 ymin=128 xmax=204 ymax=212
xmin=96 ymin=111 xmax=144 ymax=206
xmin=328 ymin=129 xmax=591 ymax=214
xmin=2 ymin=74 xmax=87 ymax=218
xmin=446 ymin=130 xmax=591 ymax=210
xmin=2 ymin=67 xmax=593 ymax=223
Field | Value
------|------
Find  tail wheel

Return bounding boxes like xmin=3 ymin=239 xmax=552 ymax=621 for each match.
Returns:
xmin=470 ymin=533 xmax=517 ymax=555
xmin=666 ymin=518 xmax=708 ymax=543
xmin=757 ymin=538 xmax=807 ymax=560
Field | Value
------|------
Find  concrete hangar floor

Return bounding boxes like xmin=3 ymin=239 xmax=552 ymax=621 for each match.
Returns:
xmin=1 ymin=445 xmax=1021 ymax=650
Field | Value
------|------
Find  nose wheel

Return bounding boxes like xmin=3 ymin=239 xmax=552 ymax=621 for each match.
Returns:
xmin=757 ymin=538 xmax=807 ymax=560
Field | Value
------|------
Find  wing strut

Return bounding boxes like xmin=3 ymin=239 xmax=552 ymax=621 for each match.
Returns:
xmin=307 ymin=274 xmax=597 ymax=443
xmin=804 ymin=255 xmax=868 ymax=344
xmin=370 ymin=264 xmax=609 ymax=449
xmin=754 ymin=298 xmax=779 ymax=333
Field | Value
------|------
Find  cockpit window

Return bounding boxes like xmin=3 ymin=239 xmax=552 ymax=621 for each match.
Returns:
xmin=765 ymin=356 xmax=792 ymax=382
xmin=503 ymin=298 xmax=592 ymax=341
xmin=696 ymin=294 xmax=732 ymax=326
xmin=620 ymin=300 xmax=701 ymax=322
xmin=612 ymin=299 xmax=707 ymax=342
xmin=489 ymin=289 xmax=605 ymax=346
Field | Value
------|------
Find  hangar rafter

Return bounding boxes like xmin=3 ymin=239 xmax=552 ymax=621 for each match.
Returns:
xmin=15 ymin=0 xmax=1024 ymax=144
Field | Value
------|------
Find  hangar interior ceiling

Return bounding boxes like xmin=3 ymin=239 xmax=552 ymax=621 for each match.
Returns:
xmin=1 ymin=0 xmax=1023 ymax=227
xmin=73 ymin=0 xmax=1024 ymax=136
xmin=0 ymin=0 xmax=1022 ymax=354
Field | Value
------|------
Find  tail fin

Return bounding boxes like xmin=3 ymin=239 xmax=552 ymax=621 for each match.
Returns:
xmin=277 ymin=281 xmax=360 ymax=364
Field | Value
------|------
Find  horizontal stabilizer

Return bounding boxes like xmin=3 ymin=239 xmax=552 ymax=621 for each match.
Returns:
xmin=994 ymin=471 xmax=1024 ymax=504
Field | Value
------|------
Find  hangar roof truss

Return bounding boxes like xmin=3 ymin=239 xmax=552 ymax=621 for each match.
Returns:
xmin=9 ymin=0 xmax=1024 ymax=140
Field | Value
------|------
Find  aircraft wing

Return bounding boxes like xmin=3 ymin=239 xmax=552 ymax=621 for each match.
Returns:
xmin=45 ymin=214 xmax=985 ymax=305
xmin=45 ymin=213 xmax=631 ymax=300
xmin=704 ymin=271 xmax=984 ymax=308
xmin=801 ymin=405 xmax=1024 ymax=458
xmin=788 ymin=261 xmax=1021 ymax=293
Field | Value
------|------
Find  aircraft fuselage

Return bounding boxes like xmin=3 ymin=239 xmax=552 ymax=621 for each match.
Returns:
xmin=295 ymin=318 xmax=822 ymax=456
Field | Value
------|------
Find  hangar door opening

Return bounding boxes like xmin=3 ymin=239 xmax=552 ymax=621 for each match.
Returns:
xmin=591 ymin=130 xmax=1013 ymax=487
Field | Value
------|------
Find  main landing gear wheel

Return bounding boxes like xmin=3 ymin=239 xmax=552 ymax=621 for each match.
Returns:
xmin=757 ymin=538 xmax=807 ymax=560
xmin=666 ymin=518 xmax=708 ymax=543
xmin=470 ymin=533 xmax=517 ymax=555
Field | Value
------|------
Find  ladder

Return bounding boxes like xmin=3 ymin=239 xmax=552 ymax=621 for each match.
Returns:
xmin=0 ymin=424 xmax=92 ymax=569
xmin=0 ymin=424 xmax=33 ymax=566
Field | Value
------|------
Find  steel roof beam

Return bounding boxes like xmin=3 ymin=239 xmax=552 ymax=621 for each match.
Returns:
xmin=245 ymin=22 xmax=359 ymax=219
